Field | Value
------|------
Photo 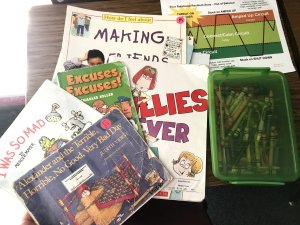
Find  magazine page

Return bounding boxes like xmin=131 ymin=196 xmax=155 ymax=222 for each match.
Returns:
xmin=114 ymin=58 xmax=209 ymax=202
xmin=14 ymin=109 xmax=172 ymax=225
xmin=53 ymin=5 xmax=187 ymax=82
xmin=0 ymin=80 xmax=102 ymax=196
xmin=160 ymin=0 xmax=295 ymax=73
xmin=57 ymin=61 xmax=144 ymax=137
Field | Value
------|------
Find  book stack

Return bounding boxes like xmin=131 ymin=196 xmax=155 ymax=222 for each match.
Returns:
xmin=0 ymin=5 xmax=211 ymax=225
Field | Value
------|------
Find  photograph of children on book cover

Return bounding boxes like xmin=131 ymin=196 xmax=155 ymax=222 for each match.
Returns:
xmin=14 ymin=109 xmax=172 ymax=225
xmin=117 ymin=58 xmax=209 ymax=202
xmin=71 ymin=13 xmax=91 ymax=37
xmin=52 ymin=6 xmax=187 ymax=83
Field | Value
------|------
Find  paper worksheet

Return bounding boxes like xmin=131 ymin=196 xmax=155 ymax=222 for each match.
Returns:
xmin=160 ymin=0 xmax=295 ymax=73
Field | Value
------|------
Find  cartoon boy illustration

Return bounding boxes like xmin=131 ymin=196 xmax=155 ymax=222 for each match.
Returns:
xmin=115 ymin=96 xmax=133 ymax=119
xmin=92 ymin=100 xmax=108 ymax=115
xmin=172 ymin=151 xmax=202 ymax=177
xmin=74 ymin=184 xmax=122 ymax=225
xmin=39 ymin=136 xmax=68 ymax=158
xmin=132 ymin=66 xmax=157 ymax=104
xmin=115 ymin=96 xmax=139 ymax=129
xmin=63 ymin=49 xmax=105 ymax=71
xmin=107 ymin=104 xmax=122 ymax=112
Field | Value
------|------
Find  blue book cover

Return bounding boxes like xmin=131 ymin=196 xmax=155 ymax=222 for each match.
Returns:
xmin=14 ymin=109 xmax=172 ymax=225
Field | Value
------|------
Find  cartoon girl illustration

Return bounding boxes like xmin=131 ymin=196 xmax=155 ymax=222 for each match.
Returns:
xmin=172 ymin=151 xmax=202 ymax=177
xmin=132 ymin=66 xmax=157 ymax=104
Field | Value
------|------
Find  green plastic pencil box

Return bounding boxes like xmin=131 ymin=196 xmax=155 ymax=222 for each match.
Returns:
xmin=208 ymin=67 xmax=300 ymax=185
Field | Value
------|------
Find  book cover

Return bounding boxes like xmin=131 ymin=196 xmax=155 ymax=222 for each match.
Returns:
xmin=52 ymin=5 xmax=187 ymax=82
xmin=114 ymin=58 xmax=209 ymax=202
xmin=0 ymin=80 xmax=102 ymax=196
xmin=57 ymin=61 xmax=144 ymax=137
xmin=14 ymin=109 xmax=172 ymax=225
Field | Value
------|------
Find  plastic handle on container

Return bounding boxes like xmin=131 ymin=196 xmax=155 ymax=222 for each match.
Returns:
xmin=223 ymin=67 xmax=270 ymax=76
xmin=229 ymin=181 xmax=284 ymax=185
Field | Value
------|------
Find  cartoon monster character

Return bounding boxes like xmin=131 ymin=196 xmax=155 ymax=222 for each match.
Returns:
xmin=172 ymin=151 xmax=202 ymax=177
xmin=92 ymin=100 xmax=108 ymax=115
xmin=132 ymin=66 xmax=157 ymax=104
xmin=62 ymin=110 xmax=91 ymax=138
xmin=39 ymin=136 xmax=69 ymax=158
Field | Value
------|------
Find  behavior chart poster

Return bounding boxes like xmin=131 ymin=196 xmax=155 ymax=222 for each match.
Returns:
xmin=161 ymin=0 xmax=295 ymax=73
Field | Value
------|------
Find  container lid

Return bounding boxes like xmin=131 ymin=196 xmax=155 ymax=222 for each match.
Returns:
xmin=208 ymin=67 xmax=300 ymax=185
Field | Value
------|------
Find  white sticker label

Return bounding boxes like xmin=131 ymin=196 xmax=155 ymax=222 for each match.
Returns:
xmin=162 ymin=36 xmax=183 ymax=60
xmin=62 ymin=164 xmax=94 ymax=193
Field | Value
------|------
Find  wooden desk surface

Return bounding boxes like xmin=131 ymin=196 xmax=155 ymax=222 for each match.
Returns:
xmin=27 ymin=0 xmax=300 ymax=186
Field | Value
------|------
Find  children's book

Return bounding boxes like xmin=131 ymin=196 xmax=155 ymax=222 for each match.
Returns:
xmin=113 ymin=58 xmax=209 ymax=202
xmin=57 ymin=61 xmax=144 ymax=138
xmin=14 ymin=109 xmax=172 ymax=225
xmin=52 ymin=5 xmax=187 ymax=83
xmin=0 ymin=80 xmax=102 ymax=196
xmin=160 ymin=0 xmax=295 ymax=73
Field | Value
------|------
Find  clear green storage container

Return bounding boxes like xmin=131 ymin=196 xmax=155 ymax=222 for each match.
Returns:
xmin=208 ymin=67 xmax=300 ymax=185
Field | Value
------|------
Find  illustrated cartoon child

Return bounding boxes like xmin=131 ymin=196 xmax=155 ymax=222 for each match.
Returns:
xmin=39 ymin=136 xmax=68 ymax=158
xmin=92 ymin=100 xmax=108 ymax=115
xmin=172 ymin=151 xmax=202 ymax=177
xmin=115 ymin=96 xmax=133 ymax=119
xmin=115 ymin=96 xmax=139 ymax=129
xmin=74 ymin=184 xmax=122 ymax=225
xmin=132 ymin=66 xmax=157 ymax=104
xmin=107 ymin=104 xmax=122 ymax=113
